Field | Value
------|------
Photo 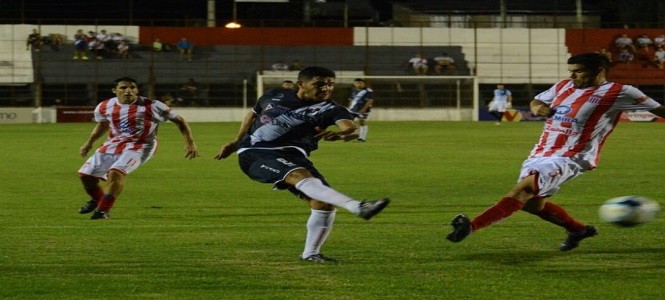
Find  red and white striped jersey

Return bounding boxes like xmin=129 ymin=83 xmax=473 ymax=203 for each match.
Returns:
xmin=94 ymin=97 xmax=177 ymax=155
xmin=530 ymin=79 xmax=661 ymax=169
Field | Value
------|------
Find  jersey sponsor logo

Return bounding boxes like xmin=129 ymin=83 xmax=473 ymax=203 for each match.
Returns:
xmin=588 ymin=95 xmax=602 ymax=104
xmin=554 ymin=106 xmax=572 ymax=114
xmin=276 ymin=158 xmax=296 ymax=167
xmin=260 ymin=164 xmax=281 ymax=174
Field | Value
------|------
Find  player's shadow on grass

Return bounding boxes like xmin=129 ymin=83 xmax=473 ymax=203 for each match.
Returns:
xmin=459 ymin=247 xmax=665 ymax=266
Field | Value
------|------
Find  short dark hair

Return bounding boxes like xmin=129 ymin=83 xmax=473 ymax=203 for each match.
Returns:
xmin=298 ymin=66 xmax=336 ymax=81
xmin=568 ymin=53 xmax=611 ymax=74
xmin=353 ymin=78 xmax=364 ymax=82
xmin=113 ymin=77 xmax=138 ymax=86
xmin=283 ymin=80 xmax=294 ymax=84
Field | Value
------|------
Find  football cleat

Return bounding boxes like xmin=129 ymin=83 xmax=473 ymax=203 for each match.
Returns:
xmin=446 ymin=214 xmax=472 ymax=242
xmin=559 ymin=225 xmax=597 ymax=251
xmin=300 ymin=253 xmax=338 ymax=264
xmin=90 ymin=210 xmax=110 ymax=220
xmin=357 ymin=198 xmax=390 ymax=220
xmin=78 ymin=199 xmax=99 ymax=214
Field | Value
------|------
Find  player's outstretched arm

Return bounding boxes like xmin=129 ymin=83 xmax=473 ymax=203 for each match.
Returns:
xmin=315 ymin=119 xmax=358 ymax=142
xmin=79 ymin=121 xmax=109 ymax=157
xmin=215 ymin=110 xmax=256 ymax=159
xmin=171 ymin=115 xmax=198 ymax=159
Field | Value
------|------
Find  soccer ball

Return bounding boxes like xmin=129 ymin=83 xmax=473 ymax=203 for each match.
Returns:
xmin=598 ymin=196 xmax=660 ymax=227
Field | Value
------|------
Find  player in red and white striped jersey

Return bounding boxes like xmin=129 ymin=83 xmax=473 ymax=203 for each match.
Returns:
xmin=77 ymin=77 xmax=198 ymax=220
xmin=447 ymin=52 xmax=665 ymax=250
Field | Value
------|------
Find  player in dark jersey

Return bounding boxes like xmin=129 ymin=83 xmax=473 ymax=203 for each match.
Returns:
xmin=215 ymin=67 xmax=390 ymax=263
xmin=348 ymin=78 xmax=374 ymax=142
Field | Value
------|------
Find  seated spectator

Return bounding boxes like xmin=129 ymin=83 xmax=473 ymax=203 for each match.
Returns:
xmin=179 ymin=78 xmax=200 ymax=106
xmin=618 ymin=48 xmax=634 ymax=63
xmin=177 ymin=37 xmax=193 ymax=61
xmin=152 ymin=38 xmax=163 ymax=52
xmin=289 ymin=60 xmax=304 ymax=71
xmin=433 ymin=52 xmax=456 ymax=75
xmin=26 ymin=29 xmax=42 ymax=51
xmin=615 ymin=33 xmax=636 ymax=53
xmin=271 ymin=61 xmax=289 ymax=71
xmin=654 ymin=47 xmax=665 ymax=69
xmin=598 ymin=48 xmax=613 ymax=63
xmin=117 ymin=41 xmax=129 ymax=59
xmin=636 ymin=34 xmax=654 ymax=52
xmin=654 ymin=34 xmax=665 ymax=48
xmin=406 ymin=53 xmax=428 ymax=75
xmin=72 ymin=29 xmax=89 ymax=60
xmin=281 ymin=80 xmax=295 ymax=89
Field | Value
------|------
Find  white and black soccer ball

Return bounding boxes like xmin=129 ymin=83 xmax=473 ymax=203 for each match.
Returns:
xmin=598 ymin=196 xmax=660 ymax=227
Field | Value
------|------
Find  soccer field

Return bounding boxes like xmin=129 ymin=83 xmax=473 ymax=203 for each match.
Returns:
xmin=1 ymin=121 xmax=664 ymax=299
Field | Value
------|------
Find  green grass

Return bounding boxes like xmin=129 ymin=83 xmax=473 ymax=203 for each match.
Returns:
xmin=1 ymin=121 xmax=664 ymax=299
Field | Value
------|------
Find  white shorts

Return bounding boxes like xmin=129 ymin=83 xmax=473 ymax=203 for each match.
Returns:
xmin=78 ymin=151 xmax=153 ymax=180
xmin=518 ymin=157 xmax=585 ymax=197
xmin=488 ymin=101 xmax=508 ymax=112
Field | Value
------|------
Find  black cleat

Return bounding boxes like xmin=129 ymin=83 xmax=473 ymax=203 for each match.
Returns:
xmin=78 ymin=199 xmax=99 ymax=214
xmin=559 ymin=225 xmax=597 ymax=251
xmin=446 ymin=214 xmax=472 ymax=242
xmin=300 ymin=253 xmax=339 ymax=264
xmin=357 ymin=198 xmax=390 ymax=220
xmin=90 ymin=210 xmax=110 ymax=220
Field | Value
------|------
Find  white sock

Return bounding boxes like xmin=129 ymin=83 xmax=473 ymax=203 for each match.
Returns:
xmin=295 ymin=178 xmax=361 ymax=213
xmin=359 ymin=125 xmax=368 ymax=140
xmin=301 ymin=209 xmax=336 ymax=258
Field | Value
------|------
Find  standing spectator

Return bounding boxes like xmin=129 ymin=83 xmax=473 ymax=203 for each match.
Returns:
xmin=653 ymin=46 xmax=665 ymax=69
xmin=177 ymin=37 xmax=193 ymax=61
xmin=614 ymin=33 xmax=636 ymax=53
xmin=636 ymin=34 xmax=653 ymax=50
xmin=179 ymin=78 xmax=200 ymax=106
xmin=77 ymin=77 xmax=198 ymax=220
xmin=214 ymin=66 xmax=389 ymax=263
xmin=446 ymin=52 xmax=665 ymax=251
xmin=348 ymin=78 xmax=374 ymax=142
xmin=488 ymin=84 xmax=512 ymax=125
xmin=88 ymin=37 xmax=106 ymax=59
xmin=271 ymin=61 xmax=290 ymax=71
xmin=96 ymin=29 xmax=113 ymax=48
xmin=152 ymin=38 xmax=163 ymax=52
xmin=72 ymin=29 xmax=89 ymax=60
xmin=26 ymin=29 xmax=42 ymax=51
xmin=433 ymin=52 xmax=456 ymax=75
xmin=406 ymin=53 xmax=428 ymax=75
xmin=117 ymin=41 xmax=129 ymax=59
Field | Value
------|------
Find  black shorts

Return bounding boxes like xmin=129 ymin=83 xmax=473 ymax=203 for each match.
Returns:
xmin=238 ymin=148 xmax=329 ymax=198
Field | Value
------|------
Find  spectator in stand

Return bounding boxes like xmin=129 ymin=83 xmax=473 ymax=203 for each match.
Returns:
xmin=152 ymin=38 xmax=163 ymax=52
xmin=618 ymin=48 xmax=634 ymax=63
xmin=654 ymin=34 xmax=665 ymax=49
xmin=653 ymin=47 xmax=665 ymax=69
xmin=73 ymin=29 xmax=89 ymax=60
xmin=636 ymin=34 xmax=653 ymax=50
xmin=281 ymin=80 xmax=295 ymax=89
xmin=88 ymin=37 xmax=106 ymax=59
xmin=179 ymin=78 xmax=201 ymax=106
xmin=177 ymin=37 xmax=193 ymax=61
xmin=598 ymin=48 xmax=613 ymax=63
xmin=406 ymin=53 xmax=428 ymax=76
xmin=117 ymin=41 xmax=129 ymax=59
xmin=433 ymin=52 xmax=456 ymax=75
xmin=96 ymin=29 xmax=113 ymax=48
xmin=614 ymin=33 xmax=636 ymax=53
xmin=271 ymin=61 xmax=290 ymax=71
xmin=111 ymin=33 xmax=125 ymax=47
xmin=26 ymin=28 xmax=42 ymax=51
xmin=290 ymin=60 xmax=304 ymax=71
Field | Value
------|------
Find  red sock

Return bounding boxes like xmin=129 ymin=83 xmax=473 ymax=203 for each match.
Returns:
xmin=84 ymin=186 xmax=104 ymax=202
xmin=471 ymin=197 xmax=524 ymax=231
xmin=97 ymin=194 xmax=116 ymax=212
xmin=531 ymin=202 xmax=585 ymax=233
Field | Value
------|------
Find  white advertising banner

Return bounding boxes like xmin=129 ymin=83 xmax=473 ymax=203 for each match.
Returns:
xmin=0 ymin=107 xmax=35 ymax=124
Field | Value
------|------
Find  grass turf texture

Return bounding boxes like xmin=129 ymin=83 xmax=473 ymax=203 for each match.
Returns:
xmin=1 ymin=121 xmax=664 ymax=299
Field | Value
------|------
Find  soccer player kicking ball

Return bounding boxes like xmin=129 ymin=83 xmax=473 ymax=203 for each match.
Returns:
xmin=446 ymin=52 xmax=665 ymax=251
xmin=215 ymin=66 xmax=389 ymax=263
xmin=77 ymin=77 xmax=198 ymax=220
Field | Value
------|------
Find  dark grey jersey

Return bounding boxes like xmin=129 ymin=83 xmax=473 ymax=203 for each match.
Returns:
xmin=238 ymin=88 xmax=354 ymax=156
